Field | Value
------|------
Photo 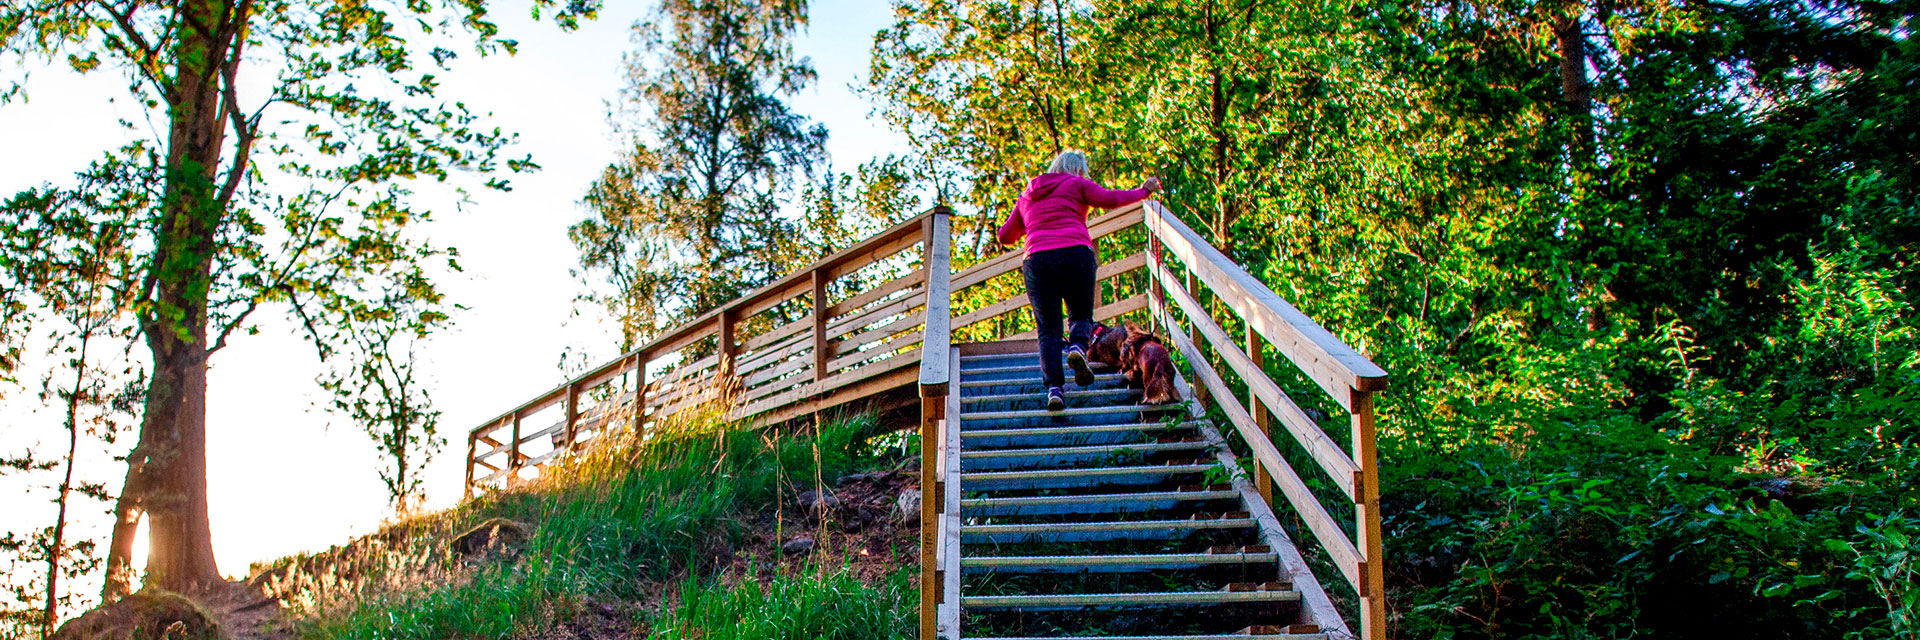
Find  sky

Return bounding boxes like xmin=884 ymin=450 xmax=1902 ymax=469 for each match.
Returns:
xmin=0 ymin=0 xmax=910 ymax=581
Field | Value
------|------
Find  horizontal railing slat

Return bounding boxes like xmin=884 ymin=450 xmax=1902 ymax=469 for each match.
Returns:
xmin=1152 ymin=259 xmax=1362 ymax=500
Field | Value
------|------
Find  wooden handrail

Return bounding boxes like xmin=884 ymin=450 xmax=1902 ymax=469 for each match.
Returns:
xmin=1141 ymin=198 xmax=1389 ymax=640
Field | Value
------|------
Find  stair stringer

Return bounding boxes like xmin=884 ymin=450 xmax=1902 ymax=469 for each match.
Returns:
xmin=1172 ymin=372 xmax=1356 ymax=640
xmin=938 ymin=346 xmax=964 ymax=639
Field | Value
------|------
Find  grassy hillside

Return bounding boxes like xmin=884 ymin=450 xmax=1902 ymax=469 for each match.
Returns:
xmin=254 ymin=405 xmax=919 ymax=640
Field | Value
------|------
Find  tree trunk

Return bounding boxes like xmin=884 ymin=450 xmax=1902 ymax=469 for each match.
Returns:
xmin=1554 ymin=11 xmax=1594 ymax=154
xmin=101 ymin=0 xmax=238 ymax=597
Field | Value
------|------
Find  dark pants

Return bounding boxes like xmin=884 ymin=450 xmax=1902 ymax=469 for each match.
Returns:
xmin=1023 ymin=245 xmax=1098 ymax=388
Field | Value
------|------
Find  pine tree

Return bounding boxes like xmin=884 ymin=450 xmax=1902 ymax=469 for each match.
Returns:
xmin=574 ymin=0 xmax=828 ymax=349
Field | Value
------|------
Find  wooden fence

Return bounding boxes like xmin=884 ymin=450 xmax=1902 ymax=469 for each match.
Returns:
xmin=465 ymin=207 xmax=955 ymax=496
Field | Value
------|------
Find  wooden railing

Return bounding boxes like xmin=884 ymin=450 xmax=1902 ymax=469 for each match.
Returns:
xmin=464 ymin=207 xmax=955 ymax=496
xmin=1143 ymin=200 xmax=1390 ymax=640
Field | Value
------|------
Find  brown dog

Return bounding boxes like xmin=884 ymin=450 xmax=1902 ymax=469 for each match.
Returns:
xmin=1087 ymin=322 xmax=1127 ymax=370
xmin=1119 ymin=324 xmax=1181 ymax=405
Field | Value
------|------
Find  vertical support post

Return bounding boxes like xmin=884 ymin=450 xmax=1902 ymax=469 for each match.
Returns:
xmin=1185 ymin=269 xmax=1203 ymax=357
xmin=918 ymin=394 xmax=943 ymax=640
xmin=1352 ymin=389 xmax=1386 ymax=640
xmin=564 ymin=381 xmax=581 ymax=451
xmin=631 ymin=353 xmax=648 ymax=435
xmin=508 ymin=412 xmax=523 ymax=481
xmin=1147 ymin=210 xmax=1166 ymax=335
xmin=1248 ymin=323 xmax=1273 ymax=507
xmin=463 ymin=433 xmax=477 ymax=499
xmin=718 ymin=309 xmax=737 ymax=380
xmin=812 ymin=269 xmax=829 ymax=385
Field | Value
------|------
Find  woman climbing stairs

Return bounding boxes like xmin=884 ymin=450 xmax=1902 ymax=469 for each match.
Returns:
xmin=941 ymin=349 xmax=1336 ymax=640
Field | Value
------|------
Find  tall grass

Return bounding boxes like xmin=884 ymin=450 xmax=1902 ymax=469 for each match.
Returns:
xmin=290 ymin=405 xmax=894 ymax=640
xmin=649 ymin=566 xmax=915 ymax=640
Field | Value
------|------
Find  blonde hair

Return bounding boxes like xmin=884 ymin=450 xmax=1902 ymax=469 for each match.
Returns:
xmin=1046 ymin=150 xmax=1090 ymax=177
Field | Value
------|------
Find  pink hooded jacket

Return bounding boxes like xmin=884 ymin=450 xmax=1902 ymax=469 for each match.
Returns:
xmin=997 ymin=173 xmax=1150 ymax=254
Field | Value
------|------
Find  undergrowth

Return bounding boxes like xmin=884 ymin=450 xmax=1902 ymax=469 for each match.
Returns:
xmin=276 ymin=403 xmax=913 ymax=640
xmin=648 ymin=565 xmax=914 ymax=639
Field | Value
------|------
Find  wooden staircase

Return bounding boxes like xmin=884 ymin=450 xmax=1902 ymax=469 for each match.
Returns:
xmin=923 ymin=346 xmax=1344 ymax=640
xmin=465 ymin=200 xmax=1390 ymax=640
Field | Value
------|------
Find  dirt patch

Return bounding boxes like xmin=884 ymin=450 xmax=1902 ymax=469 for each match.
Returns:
xmin=726 ymin=466 xmax=921 ymax=584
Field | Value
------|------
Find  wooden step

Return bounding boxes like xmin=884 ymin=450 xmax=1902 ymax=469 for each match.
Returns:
xmin=961 ymin=588 xmax=1301 ymax=609
xmin=963 ymin=404 xmax=1179 ymax=421
xmin=968 ymin=633 xmax=1326 ymax=640
xmin=962 ymin=388 xmax=1140 ymax=405
xmin=960 ymin=440 xmax=1212 ymax=471
xmin=961 ymin=488 xmax=1238 ymax=517
xmin=959 ymin=420 xmax=1203 ymax=448
xmin=962 ymin=462 xmax=1216 ymax=490
xmin=961 ymin=516 xmax=1255 ymax=543
xmin=962 ymin=549 xmax=1281 ymax=573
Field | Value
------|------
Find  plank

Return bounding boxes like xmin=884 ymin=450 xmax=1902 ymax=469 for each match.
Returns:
xmin=820 ymin=347 xmax=922 ymax=394
xmin=921 ymin=213 xmax=953 ymax=397
xmin=827 ymin=268 xmax=924 ymax=318
xmin=937 ymin=346 xmax=962 ymax=636
xmin=827 ymin=334 xmax=924 ymax=374
xmin=827 ymin=292 xmax=924 ymax=339
xmin=737 ymin=330 xmax=813 ymax=377
xmin=1146 ymin=201 xmax=1388 ymax=402
xmin=1154 ymin=302 xmax=1363 ymax=591
xmin=743 ymin=353 xmax=812 ymax=388
xmin=1153 ymin=261 xmax=1361 ymax=500
xmin=741 ymin=315 xmax=809 ymax=352
xmin=833 ymin=314 xmax=923 ymax=358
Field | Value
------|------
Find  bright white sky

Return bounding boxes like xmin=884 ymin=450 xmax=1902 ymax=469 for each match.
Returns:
xmin=0 ymin=0 xmax=909 ymax=582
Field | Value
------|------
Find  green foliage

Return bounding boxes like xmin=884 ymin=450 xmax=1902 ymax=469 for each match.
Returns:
xmin=296 ymin=410 xmax=896 ymax=640
xmin=872 ymin=0 xmax=1918 ymax=636
xmin=648 ymin=566 xmax=915 ymax=640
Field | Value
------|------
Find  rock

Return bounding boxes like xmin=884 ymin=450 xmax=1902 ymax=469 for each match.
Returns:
xmin=52 ymin=589 xmax=220 ymax=640
xmin=835 ymin=472 xmax=872 ymax=486
xmin=895 ymin=490 xmax=922 ymax=524
xmin=449 ymin=517 xmax=531 ymax=558
xmin=798 ymin=490 xmax=840 ymax=511
xmin=782 ymin=536 xmax=816 ymax=555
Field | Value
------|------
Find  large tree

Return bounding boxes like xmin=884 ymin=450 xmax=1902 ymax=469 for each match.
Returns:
xmin=572 ymin=0 xmax=827 ymax=348
xmin=1 ymin=0 xmax=594 ymax=597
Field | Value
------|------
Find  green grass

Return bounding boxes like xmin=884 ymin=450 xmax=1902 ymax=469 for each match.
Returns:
xmin=289 ymin=407 xmax=907 ymax=640
xmin=648 ymin=566 xmax=914 ymax=639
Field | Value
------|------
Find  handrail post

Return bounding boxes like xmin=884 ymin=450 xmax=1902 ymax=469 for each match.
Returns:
xmin=564 ymin=381 xmax=581 ymax=451
xmin=463 ymin=433 xmax=477 ymax=499
xmin=718 ymin=308 xmax=737 ymax=382
xmin=812 ymin=268 xmax=829 ymax=387
xmin=631 ymin=352 xmax=648 ymax=434
xmin=1352 ymin=389 xmax=1385 ymax=640
xmin=917 ymin=206 xmax=953 ymax=640
xmin=509 ymin=412 xmax=523 ymax=480
xmin=1247 ymin=324 xmax=1274 ymax=508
